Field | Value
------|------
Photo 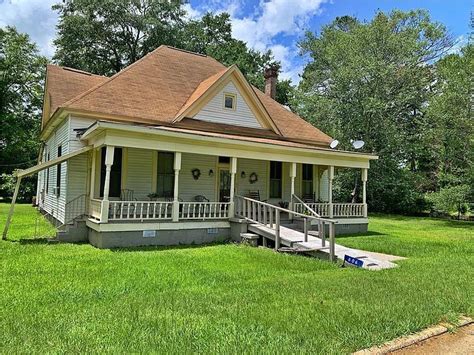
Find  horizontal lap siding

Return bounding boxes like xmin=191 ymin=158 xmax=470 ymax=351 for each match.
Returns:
xmin=69 ymin=116 xmax=96 ymax=152
xmin=66 ymin=154 xmax=89 ymax=204
xmin=125 ymin=148 xmax=154 ymax=200
xmin=41 ymin=119 xmax=69 ymax=223
xmin=180 ymin=153 xmax=217 ymax=201
xmin=236 ymin=158 xmax=267 ymax=199
xmin=194 ymin=82 xmax=262 ymax=128
xmin=319 ymin=167 xmax=329 ymax=201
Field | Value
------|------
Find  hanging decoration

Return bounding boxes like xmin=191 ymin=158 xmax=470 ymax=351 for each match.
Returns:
xmin=191 ymin=168 xmax=201 ymax=180
xmin=249 ymin=172 xmax=258 ymax=184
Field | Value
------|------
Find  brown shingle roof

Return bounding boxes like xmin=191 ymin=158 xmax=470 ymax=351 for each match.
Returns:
xmin=43 ymin=65 xmax=107 ymax=127
xmin=45 ymin=46 xmax=332 ymax=146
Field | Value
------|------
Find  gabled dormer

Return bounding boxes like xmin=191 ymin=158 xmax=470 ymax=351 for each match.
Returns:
xmin=174 ymin=65 xmax=282 ymax=135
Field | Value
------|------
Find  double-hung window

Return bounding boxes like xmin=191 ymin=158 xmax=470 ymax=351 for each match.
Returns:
xmin=302 ymin=164 xmax=313 ymax=199
xmin=157 ymin=152 xmax=175 ymax=198
xmin=269 ymin=161 xmax=282 ymax=198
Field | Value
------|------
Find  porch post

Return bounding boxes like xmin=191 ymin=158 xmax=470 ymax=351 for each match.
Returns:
xmin=289 ymin=162 xmax=297 ymax=221
xmin=89 ymin=149 xmax=96 ymax=198
xmin=172 ymin=152 xmax=182 ymax=222
xmin=100 ymin=145 xmax=114 ymax=223
xmin=362 ymin=168 xmax=368 ymax=218
xmin=328 ymin=166 xmax=334 ymax=218
xmin=229 ymin=157 xmax=237 ymax=218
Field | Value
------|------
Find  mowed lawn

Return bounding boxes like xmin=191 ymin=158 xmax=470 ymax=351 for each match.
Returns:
xmin=0 ymin=204 xmax=473 ymax=353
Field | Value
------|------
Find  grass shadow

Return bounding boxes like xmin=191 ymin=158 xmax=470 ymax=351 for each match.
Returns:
xmin=15 ymin=238 xmax=50 ymax=245
xmin=335 ymin=231 xmax=387 ymax=239
xmin=110 ymin=240 xmax=232 ymax=253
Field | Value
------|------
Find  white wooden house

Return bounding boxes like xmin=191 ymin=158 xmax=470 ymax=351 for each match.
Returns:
xmin=5 ymin=46 xmax=377 ymax=248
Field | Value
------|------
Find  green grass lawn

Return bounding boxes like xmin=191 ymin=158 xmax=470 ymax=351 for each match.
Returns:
xmin=1 ymin=204 xmax=473 ymax=353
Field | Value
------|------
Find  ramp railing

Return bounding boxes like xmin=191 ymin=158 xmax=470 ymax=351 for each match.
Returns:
xmin=235 ymin=195 xmax=337 ymax=261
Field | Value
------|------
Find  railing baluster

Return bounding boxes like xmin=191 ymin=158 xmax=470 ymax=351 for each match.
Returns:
xmin=304 ymin=217 xmax=308 ymax=242
xmin=275 ymin=209 xmax=280 ymax=251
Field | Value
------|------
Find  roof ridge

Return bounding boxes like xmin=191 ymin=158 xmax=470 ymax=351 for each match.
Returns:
xmin=47 ymin=64 xmax=107 ymax=78
xmin=61 ymin=45 xmax=168 ymax=109
xmin=164 ymin=45 xmax=208 ymax=57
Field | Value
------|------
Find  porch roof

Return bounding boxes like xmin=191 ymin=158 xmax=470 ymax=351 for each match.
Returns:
xmin=81 ymin=120 xmax=378 ymax=163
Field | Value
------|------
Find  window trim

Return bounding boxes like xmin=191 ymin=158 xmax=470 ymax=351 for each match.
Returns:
xmin=156 ymin=151 xmax=175 ymax=198
xmin=269 ymin=161 xmax=282 ymax=199
xmin=56 ymin=145 xmax=62 ymax=196
xmin=223 ymin=92 xmax=236 ymax=110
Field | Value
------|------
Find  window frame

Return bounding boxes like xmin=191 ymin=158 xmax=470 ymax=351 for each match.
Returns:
xmin=46 ymin=152 xmax=50 ymax=193
xmin=156 ymin=151 xmax=175 ymax=198
xmin=301 ymin=164 xmax=314 ymax=198
xmin=56 ymin=145 xmax=62 ymax=196
xmin=223 ymin=93 xmax=236 ymax=110
xmin=269 ymin=161 xmax=282 ymax=199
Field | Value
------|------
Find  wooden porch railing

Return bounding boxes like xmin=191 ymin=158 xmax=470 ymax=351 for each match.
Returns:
xmin=179 ymin=202 xmax=230 ymax=220
xmin=109 ymin=201 xmax=173 ymax=220
xmin=235 ymin=195 xmax=337 ymax=261
xmin=292 ymin=202 xmax=366 ymax=218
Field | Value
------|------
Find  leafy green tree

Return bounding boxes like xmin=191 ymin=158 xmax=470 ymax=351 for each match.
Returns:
xmin=427 ymin=45 xmax=474 ymax=196
xmin=426 ymin=185 xmax=471 ymax=219
xmin=53 ymin=0 xmax=186 ymax=75
xmin=53 ymin=3 xmax=292 ymax=103
xmin=0 ymin=27 xmax=47 ymax=201
xmin=294 ymin=10 xmax=453 ymax=213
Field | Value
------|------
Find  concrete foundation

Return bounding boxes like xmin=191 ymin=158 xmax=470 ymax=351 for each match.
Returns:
xmin=88 ymin=227 xmax=231 ymax=249
xmin=57 ymin=220 xmax=88 ymax=242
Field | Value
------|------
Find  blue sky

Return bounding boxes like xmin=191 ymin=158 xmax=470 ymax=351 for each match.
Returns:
xmin=1 ymin=0 xmax=471 ymax=83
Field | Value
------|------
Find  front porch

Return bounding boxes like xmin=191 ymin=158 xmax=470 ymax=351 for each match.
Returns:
xmin=85 ymin=145 xmax=369 ymax=225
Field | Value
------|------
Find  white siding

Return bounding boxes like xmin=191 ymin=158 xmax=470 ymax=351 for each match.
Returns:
xmin=66 ymin=153 xmax=89 ymax=204
xmin=125 ymin=148 xmax=154 ymax=200
xmin=236 ymin=158 xmax=268 ymax=200
xmin=180 ymin=153 xmax=217 ymax=201
xmin=283 ymin=163 xmax=302 ymax=202
xmin=40 ymin=118 xmax=69 ymax=223
xmin=194 ymin=81 xmax=263 ymax=129
xmin=69 ymin=116 xmax=96 ymax=152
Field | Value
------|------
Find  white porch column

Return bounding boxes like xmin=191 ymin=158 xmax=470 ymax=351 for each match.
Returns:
xmin=228 ymin=157 xmax=237 ymax=218
xmin=289 ymin=162 xmax=297 ymax=220
xmin=89 ymin=149 xmax=96 ymax=198
xmin=328 ymin=165 xmax=334 ymax=218
xmin=100 ymin=146 xmax=115 ymax=223
xmin=172 ymin=152 xmax=182 ymax=222
xmin=362 ymin=168 xmax=368 ymax=218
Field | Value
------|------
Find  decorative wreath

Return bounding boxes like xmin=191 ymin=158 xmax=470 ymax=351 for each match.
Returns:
xmin=191 ymin=168 xmax=201 ymax=180
xmin=249 ymin=172 xmax=258 ymax=184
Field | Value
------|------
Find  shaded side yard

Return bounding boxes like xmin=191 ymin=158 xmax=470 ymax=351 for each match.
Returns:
xmin=0 ymin=204 xmax=473 ymax=353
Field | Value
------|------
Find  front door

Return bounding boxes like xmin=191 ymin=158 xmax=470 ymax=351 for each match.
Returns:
xmin=219 ymin=168 xmax=231 ymax=202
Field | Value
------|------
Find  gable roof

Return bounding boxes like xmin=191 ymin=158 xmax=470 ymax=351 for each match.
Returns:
xmin=43 ymin=46 xmax=332 ymax=146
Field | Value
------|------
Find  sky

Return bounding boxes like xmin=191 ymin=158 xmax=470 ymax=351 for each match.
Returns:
xmin=0 ymin=0 xmax=471 ymax=83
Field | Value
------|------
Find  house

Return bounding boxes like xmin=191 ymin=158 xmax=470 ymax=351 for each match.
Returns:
xmin=4 ymin=46 xmax=378 ymax=248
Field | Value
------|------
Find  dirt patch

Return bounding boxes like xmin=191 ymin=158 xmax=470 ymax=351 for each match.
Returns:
xmin=392 ymin=324 xmax=474 ymax=354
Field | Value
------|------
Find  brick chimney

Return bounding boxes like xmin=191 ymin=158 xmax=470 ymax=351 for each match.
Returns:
xmin=264 ymin=66 xmax=278 ymax=100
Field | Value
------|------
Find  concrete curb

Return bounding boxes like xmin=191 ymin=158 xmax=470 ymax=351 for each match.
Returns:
xmin=353 ymin=316 xmax=473 ymax=354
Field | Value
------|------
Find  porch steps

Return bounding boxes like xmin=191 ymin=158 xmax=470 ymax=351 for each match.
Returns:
xmin=248 ymin=224 xmax=398 ymax=270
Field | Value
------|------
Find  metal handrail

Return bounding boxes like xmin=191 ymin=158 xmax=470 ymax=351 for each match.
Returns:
xmin=291 ymin=194 xmax=321 ymax=218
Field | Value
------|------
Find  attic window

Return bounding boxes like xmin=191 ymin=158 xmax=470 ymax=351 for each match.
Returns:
xmin=224 ymin=93 xmax=236 ymax=110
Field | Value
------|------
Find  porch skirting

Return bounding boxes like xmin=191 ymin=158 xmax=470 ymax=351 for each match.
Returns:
xmin=86 ymin=220 xmax=231 ymax=248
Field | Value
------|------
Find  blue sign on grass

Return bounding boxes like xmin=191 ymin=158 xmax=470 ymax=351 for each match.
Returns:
xmin=344 ymin=255 xmax=364 ymax=268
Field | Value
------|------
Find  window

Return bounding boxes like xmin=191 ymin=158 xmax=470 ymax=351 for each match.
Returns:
xmin=157 ymin=152 xmax=175 ymax=198
xmin=46 ymin=152 xmax=50 ymax=193
xmin=56 ymin=146 xmax=62 ymax=196
xmin=224 ymin=93 xmax=236 ymax=110
xmin=269 ymin=161 xmax=282 ymax=198
xmin=218 ymin=156 xmax=230 ymax=164
xmin=100 ymin=147 xmax=122 ymax=198
xmin=302 ymin=164 xmax=313 ymax=199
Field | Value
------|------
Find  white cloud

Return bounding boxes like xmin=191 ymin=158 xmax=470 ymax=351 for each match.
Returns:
xmin=0 ymin=0 xmax=58 ymax=57
xmin=229 ymin=0 xmax=327 ymax=83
